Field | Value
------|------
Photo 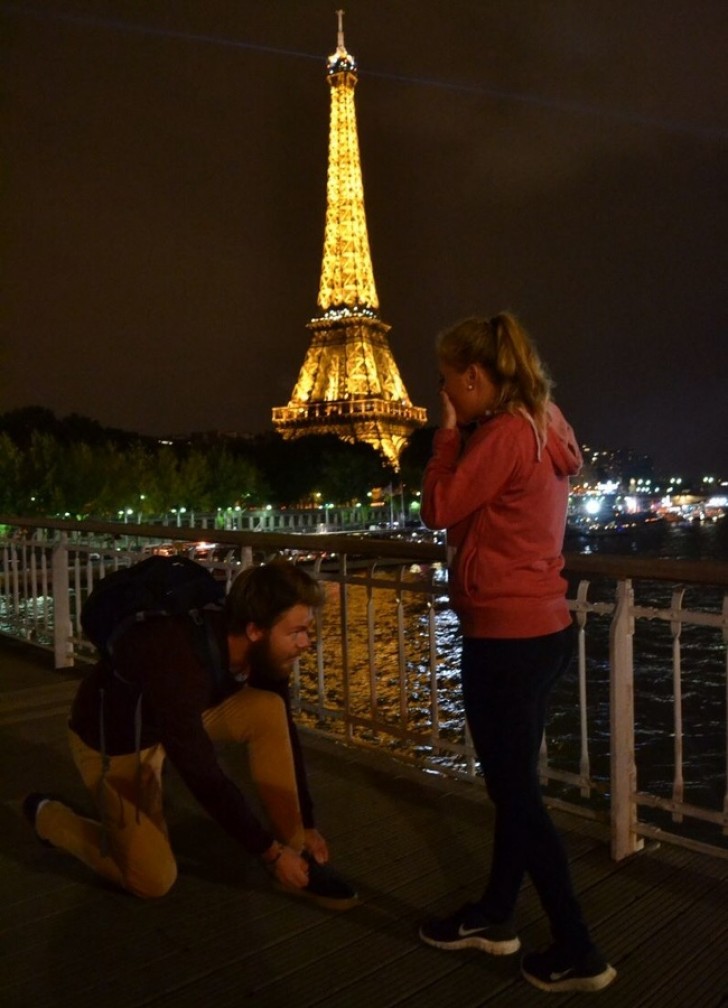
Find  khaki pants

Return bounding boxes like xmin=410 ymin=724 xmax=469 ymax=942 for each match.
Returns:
xmin=35 ymin=686 xmax=305 ymax=898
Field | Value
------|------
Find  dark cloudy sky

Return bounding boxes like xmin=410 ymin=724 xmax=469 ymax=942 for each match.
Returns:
xmin=2 ymin=1 xmax=727 ymax=478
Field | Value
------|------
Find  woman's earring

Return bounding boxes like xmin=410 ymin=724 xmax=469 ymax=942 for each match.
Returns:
xmin=467 ymin=384 xmax=474 ymax=390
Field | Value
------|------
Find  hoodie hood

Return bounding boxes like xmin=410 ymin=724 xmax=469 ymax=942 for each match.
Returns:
xmin=543 ymin=402 xmax=582 ymax=477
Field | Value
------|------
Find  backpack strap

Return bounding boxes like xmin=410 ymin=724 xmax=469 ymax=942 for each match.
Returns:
xmin=189 ymin=608 xmax=226 ymax=691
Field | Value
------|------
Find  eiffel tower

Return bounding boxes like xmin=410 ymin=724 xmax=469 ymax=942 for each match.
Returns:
xmin=272 ymin=12 xmax=427 ymax=470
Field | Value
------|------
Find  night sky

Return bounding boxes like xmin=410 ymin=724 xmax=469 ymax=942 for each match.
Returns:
xmin=3 ymin=1 xmax=727 ymax=478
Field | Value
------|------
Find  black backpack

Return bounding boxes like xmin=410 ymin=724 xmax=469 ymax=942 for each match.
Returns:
xmin=81 ymin=554 xmax=227 ymax=671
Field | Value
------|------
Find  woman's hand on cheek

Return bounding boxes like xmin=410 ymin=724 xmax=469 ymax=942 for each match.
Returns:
xmin=440 ymin=390 xmax=457 ymax=429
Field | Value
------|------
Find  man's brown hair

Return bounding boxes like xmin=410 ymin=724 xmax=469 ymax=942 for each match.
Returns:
xmin=225 ymin=559 xmax=324 ymax=633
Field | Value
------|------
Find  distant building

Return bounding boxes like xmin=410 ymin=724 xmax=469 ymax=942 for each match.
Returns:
xmin=578 ymin=445 xmax=655 ymax=489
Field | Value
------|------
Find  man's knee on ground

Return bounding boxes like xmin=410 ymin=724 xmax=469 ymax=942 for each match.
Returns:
xmin=126 ymin=859 xmax=178 ymax=899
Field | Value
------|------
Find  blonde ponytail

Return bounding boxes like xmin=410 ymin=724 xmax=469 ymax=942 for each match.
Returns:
xmin=437 ymin=312 xmax=553 ymax=437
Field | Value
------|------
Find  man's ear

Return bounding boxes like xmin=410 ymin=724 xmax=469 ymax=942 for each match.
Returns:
xmin=245 ymin=621 xmax=265 ymax=643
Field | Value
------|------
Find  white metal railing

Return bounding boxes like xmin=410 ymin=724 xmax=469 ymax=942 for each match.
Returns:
xmin=2 ymin=515 xmax=728 ymax=862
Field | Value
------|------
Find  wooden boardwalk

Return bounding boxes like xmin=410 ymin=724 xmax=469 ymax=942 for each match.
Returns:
xmin=2 ymin=636 xmax=728 ymax=1008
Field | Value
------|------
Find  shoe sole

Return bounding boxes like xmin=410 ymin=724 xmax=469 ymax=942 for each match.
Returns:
xmin=419 ymin=929 xmax=521 ymax=956
xmin=522 ymin=964 xmax=617 ymax=992
xmin=22 ymin=795 xmax=59 ymax=849
xmin=276 ymin=882 xmax=359 ymax=912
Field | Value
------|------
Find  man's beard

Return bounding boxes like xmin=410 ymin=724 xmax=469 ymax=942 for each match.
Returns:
xmin=247 ymin=636 xmax=292 ymax=682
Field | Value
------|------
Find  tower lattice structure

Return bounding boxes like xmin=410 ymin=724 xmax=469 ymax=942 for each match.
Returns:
xmin=272 ymin=12 xmax=426 ymax=469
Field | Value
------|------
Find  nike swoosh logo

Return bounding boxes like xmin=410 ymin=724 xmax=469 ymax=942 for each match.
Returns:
xmin=549 ymin=969 xmax=574 ymax=981
xmin=457 ymin=924 xmax=488 ymax=937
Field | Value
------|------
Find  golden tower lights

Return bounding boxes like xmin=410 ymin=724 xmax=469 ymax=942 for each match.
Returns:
xmin=272 ymin=11 xmax=426 ymax=469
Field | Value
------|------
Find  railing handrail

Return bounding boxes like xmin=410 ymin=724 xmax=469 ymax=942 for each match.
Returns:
xmin=0 ymin=515 xmax=445 ymax=562
xmin=564 ymin=551 xmax=728 ymax=587
xmin=3 ymin=514 xmax=728 ymax=587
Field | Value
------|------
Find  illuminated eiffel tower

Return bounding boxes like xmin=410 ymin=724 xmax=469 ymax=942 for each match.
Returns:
xmin=272 ymin=11 xmax=426 ymax=470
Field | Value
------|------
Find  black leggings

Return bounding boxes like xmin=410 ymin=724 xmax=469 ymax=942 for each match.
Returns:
xmin=461 ymin=626 xmax=593 ymax=955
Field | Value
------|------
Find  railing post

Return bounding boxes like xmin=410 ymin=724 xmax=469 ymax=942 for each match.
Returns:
xmin=670 ymin=587 xmax=686 ymax=821
xmin=338 ymin=554 xmax=353 ymax=742
xmin=575 ymin=579 xmax=592 ymax=796
xmin=609 ymin=577 xmax=643 ymax=859
xmin=722 ymin=594 xmax=728 ymax=835
xmin=52 ymin=534 xmax=74 ymax=668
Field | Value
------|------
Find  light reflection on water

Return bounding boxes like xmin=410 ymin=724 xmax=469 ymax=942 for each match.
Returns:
xmin=298 ymin=571 xmax=467 ymax=764
xmin=0 ymin=594 xmax=53 ymax=643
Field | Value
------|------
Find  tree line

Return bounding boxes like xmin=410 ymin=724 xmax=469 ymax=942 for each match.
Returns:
xmin=0 ymin=407 xmax=435 ymax=519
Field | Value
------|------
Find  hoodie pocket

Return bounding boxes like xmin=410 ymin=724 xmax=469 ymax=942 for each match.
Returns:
xmin=456 ymin=544 xmax=479 ymax=600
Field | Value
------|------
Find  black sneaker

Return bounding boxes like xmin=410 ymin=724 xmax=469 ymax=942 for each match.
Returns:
xmin=521 ymin=944 xmax=617 ymax=992
xmin=22 ymin=792 xmax=57 ymax=848
xmin=280 ymin=852 xmax=359 ymax=911
xmin=419 ymin=902 xmax=521 ymax=955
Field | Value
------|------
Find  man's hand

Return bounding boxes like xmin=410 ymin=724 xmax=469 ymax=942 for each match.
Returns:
xmin=303 ymin=828 xmax=329 ymax=864
xmin=263 ymin=843 xmax=309 ymax=889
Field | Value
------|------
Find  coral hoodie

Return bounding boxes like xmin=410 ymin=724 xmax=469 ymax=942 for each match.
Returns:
xmin=422 ymin=403 xmax=582 ymax=638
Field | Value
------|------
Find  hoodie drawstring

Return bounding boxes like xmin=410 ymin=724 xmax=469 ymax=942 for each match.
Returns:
xmin=98 ymin=687 xmax=110 ymax=856
xmin=133 ymin=694 xmax=143 ymax=825
xmin=519 ymin=407 xmax=545 ymax=461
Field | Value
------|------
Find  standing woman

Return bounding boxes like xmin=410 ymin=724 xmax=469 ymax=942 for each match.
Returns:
xmin=419 ymin=314 xmax=616 ymax=994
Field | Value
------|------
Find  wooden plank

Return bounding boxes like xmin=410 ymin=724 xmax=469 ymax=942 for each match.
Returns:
xmin=3 ymin=639 xmax=728 ymax=1008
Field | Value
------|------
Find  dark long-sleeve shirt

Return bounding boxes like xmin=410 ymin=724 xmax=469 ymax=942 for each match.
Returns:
xmin=69 ymin=609 xmax=315 ymax=856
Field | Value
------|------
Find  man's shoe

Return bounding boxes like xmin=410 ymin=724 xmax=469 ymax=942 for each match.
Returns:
xmin=419 ymin=902 xmax=521 ymax=955
xmin=279 ymin=852 xmax=359 ymax=911
xmin=521 ymin=944 xmax=617 ymax=992
xmin=22 ymin=792 xmax=56 ymax=848
xmin=302 ymin=853 xmax=359 ymax=910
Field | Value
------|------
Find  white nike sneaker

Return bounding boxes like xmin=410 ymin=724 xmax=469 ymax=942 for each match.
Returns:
xmin=521 ymin=944 xmax=617 ymax=992
xmin=419 ymin=901 xmax=520 ymax=955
